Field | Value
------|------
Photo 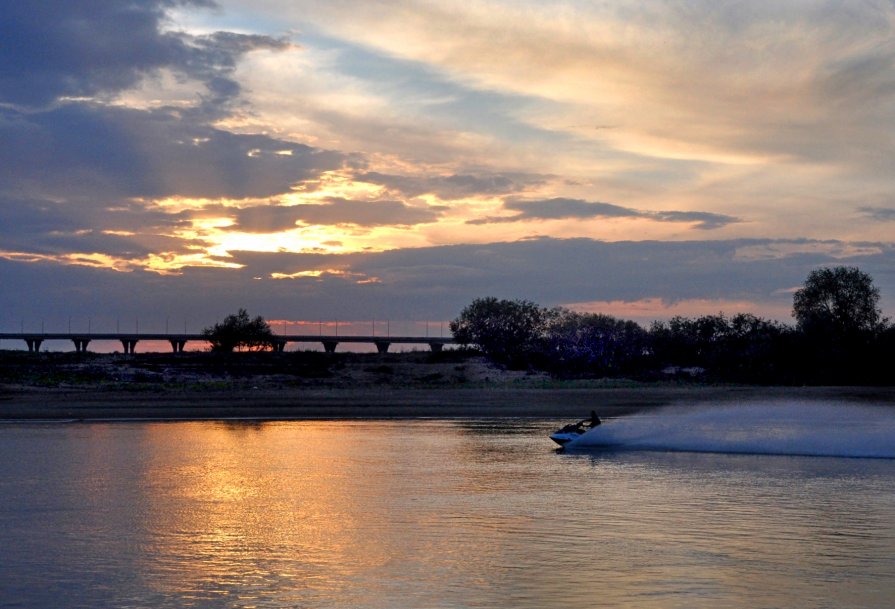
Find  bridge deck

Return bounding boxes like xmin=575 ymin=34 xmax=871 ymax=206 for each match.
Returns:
xmin=0 ymin=333 xmax=455 ymax=353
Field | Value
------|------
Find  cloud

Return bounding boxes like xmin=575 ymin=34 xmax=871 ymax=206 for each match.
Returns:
xmin=4 ymin=238 xmax=892 ymax=330
xmin=468 ymin=198 xmax=740 ymax=230
xmin=0 ymin=0 xmax=352 ymax=268
xmin=260 ymin=1 xmax=895 ymax=174
xmin=0 ymin=103 xmax=345 ymax=201
xmin=3 ymin=1 xmax=894 ymax=340
xmin=222 ymin=237 xmax=895 ymax=318
xmin=233 ymin=198 xmax=446 ymax=232
xmin=356 ymin=171 xmax=550 ymax=199
xmin=0 ymin=102 xmax=347 ymax=263
xmin=859 ymin=207 xmax=895 ymax=222
xmin=0 ymin=196 xmax=192 ymax=257
xmin=651 ymin=211 xmax=741 ymax=231
xmin=0 ymin=0 xmax=203 ymax=107
xmin=0 ymin=0 xmax=294 ymax=112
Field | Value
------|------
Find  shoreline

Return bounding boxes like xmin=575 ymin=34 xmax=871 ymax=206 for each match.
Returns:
xmin=3 ymin=350 xmax=893 ymax=421
xmin=3 ymin=384 xmax=894 ymax=421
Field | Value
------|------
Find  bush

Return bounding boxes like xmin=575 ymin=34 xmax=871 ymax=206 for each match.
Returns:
xmin=201 ymin=309 xmax=275 ymax=352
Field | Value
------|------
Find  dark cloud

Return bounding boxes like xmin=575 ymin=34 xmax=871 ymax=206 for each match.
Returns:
xmin=30 ymin=231 xmax=157 ymax=260
xmin=0 ymin=198 xmax=84 ymax=236
xmin=173 ymin=30 xmax=294 ymax=117
xmin=0 ymin=0 xmax=292 ymax=112
xmin=0 ymin=104 xmax=345 ymax=201
xmin=859 ymin=206 xmax=895 ymax=222
xmin=0 ymin=0 xmax=348 ymax=263
xmin=356 ymin=171 xmax=550 ymax=199
xmin=0 ymin=0 xmax=324 ymax=199
xmin=507 ymin=198 xmax=635 ymax=220
xmin=651 ymin=211 xmax=741 ymax=230
xmin=232 ymin=198 xmax=446 ymax=232
xmin=223 ymin=237 xmax=895 ymax=318
xmin=468 ymin=197 xmax=740 ymax=230
xmin=3 ymin=239 xmax=894 ymax=332
xmin=0 ymin=0 xmax=208 ymax=108
xmin=0 ymin=196 xmax=194 ymax=257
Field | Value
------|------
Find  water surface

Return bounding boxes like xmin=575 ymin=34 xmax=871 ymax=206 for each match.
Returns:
xmin=1 ymin=407 xmax=893 ymax=608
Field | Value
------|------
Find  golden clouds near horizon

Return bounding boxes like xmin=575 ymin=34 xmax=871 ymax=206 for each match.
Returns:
xmin=106 ymin=170 xmax=523 ymax=275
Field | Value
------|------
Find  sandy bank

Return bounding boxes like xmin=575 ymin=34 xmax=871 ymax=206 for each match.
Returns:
xmin=2 ymin=385 xmax=893 ymax=421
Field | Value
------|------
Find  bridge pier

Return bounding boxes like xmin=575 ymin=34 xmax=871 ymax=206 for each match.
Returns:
xmin=169 ymin=339 xmax=187 ymax=353
xmin=374 ymin=341 xmax=391 ymax=354
xmin=322 ymin=340 xmax=339 ymax=353
xmin=273 ymin=340 xmax=287 ymax=353
xmin=428 ymin=342 xmax=444 ymax=353
xmin=25 ymin=338 xmax=43 ymax=352
xmin=120 ymin=339 xmax=138 ymax=354
xmin=73 ymin=338 xmax=91 ymax=353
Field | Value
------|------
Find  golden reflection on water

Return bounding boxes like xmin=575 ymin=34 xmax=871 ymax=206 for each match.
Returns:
xmin=129 ymin=421 xmax=532 ymax=606
xmin=8 ymin=419 xmax=892 ymax=608
xmin=135 ymin=422 xmax=382 ymax=603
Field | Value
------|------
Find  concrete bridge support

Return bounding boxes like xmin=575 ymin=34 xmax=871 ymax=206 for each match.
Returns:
xmin=273 ymin=340 xmax=287 ymax=353
xmin=73 ymin=338 xmax=91 ymax=353
xmin=374 ymin=341 xmax=391 ymax=354
xmin=25 ymin=338 xmax=43 ymax=352
xmin=322 ymin=340 xmax=339 ymax=353
xmin=120 ymin=339 xmax=138 ymax=354
xmin=428 ymin=342 xmax=444 ymax=353
xmin=169 ymin=339 xmax=187 ymax=353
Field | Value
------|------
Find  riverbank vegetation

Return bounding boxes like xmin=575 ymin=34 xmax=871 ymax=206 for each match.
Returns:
xmin=451 ymin=267 xmax=894 ymax=385
xmin=0 ymin=349 xmax=495 ymax=392
xmin=2 ymin=267 xmax=891 ymax=390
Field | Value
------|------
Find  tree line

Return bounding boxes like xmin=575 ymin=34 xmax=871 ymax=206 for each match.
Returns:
xmin=450 ymin=267 xmax=894 ymax=385
xmin=199 ymin=267 xmax=892 ymax=385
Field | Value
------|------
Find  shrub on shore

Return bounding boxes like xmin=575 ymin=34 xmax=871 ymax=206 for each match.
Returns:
xmin=201 ymin=309 xmax=275 ymax=352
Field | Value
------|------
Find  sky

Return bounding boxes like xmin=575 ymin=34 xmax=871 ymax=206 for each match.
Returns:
xmin=2 ymin=0 xmax=894 ymax=337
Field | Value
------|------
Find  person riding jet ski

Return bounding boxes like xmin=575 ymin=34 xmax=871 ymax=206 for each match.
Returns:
xmin=580 ymin=410 xmax=601 ymax=428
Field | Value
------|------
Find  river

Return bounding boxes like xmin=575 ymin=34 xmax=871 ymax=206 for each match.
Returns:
xmin=1 ymin=404 xmax=893 ymax=608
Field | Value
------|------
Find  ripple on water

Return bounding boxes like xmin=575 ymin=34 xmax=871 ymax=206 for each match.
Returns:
xmin=0 ymin=416 xmax=893 ymax=608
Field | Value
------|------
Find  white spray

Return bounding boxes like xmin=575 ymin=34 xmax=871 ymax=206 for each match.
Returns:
xmin=569 ymin=400 xmax=895 ymax=458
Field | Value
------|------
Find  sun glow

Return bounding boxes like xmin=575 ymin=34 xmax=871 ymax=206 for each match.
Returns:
xmin=144 ymin=252 xmax=243 ymax=273
xmin=286 ymin=169 xmax=388 ymax=202
xmin=145 ymin=196 xmax=251 ymax=212
xmin=269 ymin=269 xmax=374 ymax=281
xmin=0 ymin=251 xmax=135 ymax=270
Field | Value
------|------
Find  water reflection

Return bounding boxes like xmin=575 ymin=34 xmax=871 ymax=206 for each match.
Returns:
xmin=552 ymin=449 xmax=895 ymax=608
xmin=135 ymin=422 xmax=409 ymax=606
xmin=0 ymin=419 xmax=893 ymax=608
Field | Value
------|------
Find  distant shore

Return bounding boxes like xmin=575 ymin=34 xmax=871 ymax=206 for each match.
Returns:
xmin=3 ymin=384 xmax=894 ymax=421
xmin=2 ymin=350 xmax=893 ymax=421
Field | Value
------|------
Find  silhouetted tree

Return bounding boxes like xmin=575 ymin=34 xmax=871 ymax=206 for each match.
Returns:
xmin=452 ymin=273 xmax=890 ymax=383
xmin=545 ymin=310 xmax=649 ymax=376
xmin=649 ymin=315 xmax=729 ymax=368
xmin=793 ymin=266 xmax=885 ymax=336
xmin=650 ymin=313 xmax=791 ymax=383
xmin=791 ymin=267 xmax=888 ymax=383
xmin=202 ymin=309 xmax=275 ymax=352
xmin=450 ymin=297 xmax=556 ymax=368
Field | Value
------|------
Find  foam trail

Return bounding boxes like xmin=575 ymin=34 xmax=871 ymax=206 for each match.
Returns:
xmin=568 ymin=401 xmax=895 ymax=458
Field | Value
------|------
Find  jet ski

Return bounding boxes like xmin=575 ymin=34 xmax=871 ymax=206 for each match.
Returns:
xmin=551 ymin=411 xmax=603 ymax=447
xmin=549 ymin=423 xmax=587 ymax=446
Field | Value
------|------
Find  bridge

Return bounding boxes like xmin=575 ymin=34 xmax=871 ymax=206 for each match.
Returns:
xmin=0 ymin=333 xmax=456 ymax=354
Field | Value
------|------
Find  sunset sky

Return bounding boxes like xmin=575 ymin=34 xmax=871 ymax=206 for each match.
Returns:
xmin=2 ymin=0 xmax=894 ymax=335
